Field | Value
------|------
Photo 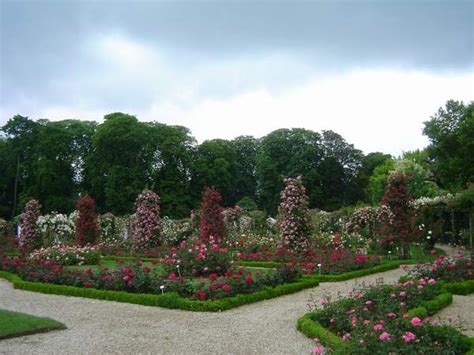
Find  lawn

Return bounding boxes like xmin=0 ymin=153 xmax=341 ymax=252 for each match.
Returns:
xmin=0 ymin=309 xmax=66 ymax=340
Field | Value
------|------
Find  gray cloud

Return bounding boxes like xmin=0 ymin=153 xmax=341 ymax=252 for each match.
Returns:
xmin=1 ymin=0 xmax=473 ymax=139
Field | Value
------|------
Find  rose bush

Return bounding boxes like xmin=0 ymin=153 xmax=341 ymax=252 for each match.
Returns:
xmin=28 ymin=244 xmax=101 ymax=265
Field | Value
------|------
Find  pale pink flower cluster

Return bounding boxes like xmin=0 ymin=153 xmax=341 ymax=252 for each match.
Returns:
xmin=131 ymin=189 xmax=162 ymax=249
xmin=19 ymin=199 xmax=42 ymax=250
xmin=28 ymin=244 xmax=100 ymax=265
xmin=277 ymin=176 xmax=310 ymax=253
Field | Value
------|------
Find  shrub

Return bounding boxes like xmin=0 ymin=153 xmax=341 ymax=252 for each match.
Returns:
xmin=19 ymin=200 xmax=42 ymax=253
xmin=408 ymin=255 xmax=473 ymax=283
xmin=75 ymin=195 xmax=99 ymax=246
xmin=381 ymin=172 xmax=418 ymax=258
xmin=37 ymin=211 xmax=76 ymax=246
xmin=131 ymin=189 xmax=162 ymax=250
xmin=98 ymin=213 xmax=130 ymax=249
xmin=199 ymin=186 xmax=226 ymax=243
xmin=278 ymin=176 xmax=311 ymax=254
xmin=163 ymin=236 xmax=232 ymax=276
xmin=28 ymin=244 xmax=101 ymax=265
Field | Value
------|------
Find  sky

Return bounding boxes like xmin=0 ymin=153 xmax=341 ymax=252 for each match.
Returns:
xmin=1 ymin=0 xmax=473 ymax=156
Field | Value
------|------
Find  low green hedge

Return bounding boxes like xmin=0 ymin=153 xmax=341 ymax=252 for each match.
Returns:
xmin=443 ymin=280 xmax=474 ymax=295
xmin=0 ymin=271 xmax=319 ymax=312
xmin=235 ymin=260 xmax=282 ymax=268
xmin=407 ymin=291 xmax=453 ymax=318
xmin=314 ymin=261 xmax=406 ymax=282
xmin=297 ymin=314 xmax=349 ymax=354
xmin=102 ymin=255 xmax=282 ymax=268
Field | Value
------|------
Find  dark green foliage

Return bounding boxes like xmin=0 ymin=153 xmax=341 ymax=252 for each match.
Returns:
xmin=423 ymin=100 xmax=474 ymax=191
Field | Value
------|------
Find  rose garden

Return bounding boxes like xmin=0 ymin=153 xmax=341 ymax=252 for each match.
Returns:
xmin=0 ymin=172 xmax=473 ymax=354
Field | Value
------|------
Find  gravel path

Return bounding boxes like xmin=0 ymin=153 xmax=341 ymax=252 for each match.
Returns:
xmin=435 ymin=294 xmax=474 ymax=337
xmin=0 ymin=267 xmax=408 ymax=354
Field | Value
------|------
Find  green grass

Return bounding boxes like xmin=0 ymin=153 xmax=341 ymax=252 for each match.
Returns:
xmin=0 ymin=309 xmax=66 ymax=340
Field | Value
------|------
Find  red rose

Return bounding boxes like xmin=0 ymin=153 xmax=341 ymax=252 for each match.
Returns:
xmin=117 ymin=258 xmax=124 ymax=264
xmin=151 ymin=259 xmax=159 ymax=265
xmin=209 ymin=273 xmax=218 ymax=281
xmin=144 ymin=267 xmax=152 ymax=273
xmin=223 ymin=284 xmax=231 ymax=292
xmin=246 ymin=276 xmax=253 ymax=285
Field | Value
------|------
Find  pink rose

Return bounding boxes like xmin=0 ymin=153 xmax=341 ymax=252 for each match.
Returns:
xmin=411 ymin=317 xmax=423 ymax=327
xmin=402 ymin=331 xmax=416 ymax=343
xmin=379 ymin=332 xmax=391 ymax=341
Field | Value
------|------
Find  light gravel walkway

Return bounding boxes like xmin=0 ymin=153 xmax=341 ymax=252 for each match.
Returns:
xmin=435 ymin=294 xmax=474 ymax=337
xmin=0 ymin=267 xmax=408 ymax=354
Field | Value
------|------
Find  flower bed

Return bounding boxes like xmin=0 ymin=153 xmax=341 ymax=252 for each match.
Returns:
xmin=298 ymin=257 xmax=474 ymax=354
xmin=0 ymin=256 xmax=414 ymax=311
xmin=0 ymin=269 xmax=319 ymax=312
xmin=408 ymin=254 xmax=473 ymax=283
xmin=298 ymin=278 xmax=474 ymax=354
xmin=27 ymin=245 xmax=101 ymax=266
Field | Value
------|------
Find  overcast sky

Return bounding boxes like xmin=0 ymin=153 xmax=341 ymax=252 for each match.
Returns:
xmin=1 ymin=0 xmax=473 ymax=155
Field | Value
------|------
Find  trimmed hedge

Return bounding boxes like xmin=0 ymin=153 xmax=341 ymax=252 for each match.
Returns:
xmin=297 ymin=314 xmax=348 ymax=354
xmin=0 ymin=271 xmax=319 ymax=312
xmin=235 ymin=260 xmax=282 ymax=268
xmin=102 ymin=255 xmax=282 ymax=268
xmin=443 ymin=280 xmax=474 ymax=295
xmin=407 ymin=292 xmax=453 ymax=318
xmin=314 ymin=261 xmax=407 ymax=282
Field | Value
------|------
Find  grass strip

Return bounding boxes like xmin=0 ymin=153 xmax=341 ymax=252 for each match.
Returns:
xmin=0 ymin=309 xmax=66 ymax=340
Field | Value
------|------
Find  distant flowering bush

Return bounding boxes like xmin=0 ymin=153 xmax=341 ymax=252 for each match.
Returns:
xmin=199 ymin=186 xmax=226 ymax=243
xmin=37 ymin=211 xmax=77 ymax=246
xmin=19 ymin=199 xmax=42 ymax=252
xmin=161 ymin=216 xmax=193 ymax=246
xmin=76 ymin=195 xmax=99 ymax=246
xmin=163 ymin=235 xmax=232 ymax=276
xmin=98 ymin=213 xmax=130 ymax=248
xmin=131 ymin=189 xmax=162 ymax=250
xmin=28 ymin=244 xmax=101 ymax=265
xmin=381 ymin=172 xmax=418 ymax=258
xmin=222 ymin=205 xmax=244 ymax=237
xmin=278 ymin=176 xmax=311 ymax=254
xmin=408 ymin=254 xmax=473 ymax=283
xmin=307 ymin=278 xmax=469 ymax=353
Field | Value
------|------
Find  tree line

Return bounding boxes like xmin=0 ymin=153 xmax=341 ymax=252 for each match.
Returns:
xmin=0 ymin=100 xmax=472 ymax=219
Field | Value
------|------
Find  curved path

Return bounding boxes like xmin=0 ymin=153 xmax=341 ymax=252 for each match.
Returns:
xmin=0 ymin=267 xmax=408 ymax=354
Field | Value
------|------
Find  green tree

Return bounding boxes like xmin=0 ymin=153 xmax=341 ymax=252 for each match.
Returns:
xmin=423 ymin=100 xmax=474 ymax=190
xmin=368 ymin=158 xmax=442 ymax=204
xmin=146 ymin=123 xmax=196 ymax=218
xmin=191 ymin=139 xmax=237 ymax=206
xmin=256 ymin=128 xmax=322 ymax=214
xmin=85 ymin=113 xmax=151 ymax=215
xmin=319 ymin=130 xmax=363 ymax=208
xmin=231 ymin=136 xmax=259 ymax=203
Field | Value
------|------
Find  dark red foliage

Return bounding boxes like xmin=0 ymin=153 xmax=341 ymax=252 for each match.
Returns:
xmin=75 ymin=195 xmax=99 ymax=246
xmin=199 ymin=186 xmax=226 ymax=243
